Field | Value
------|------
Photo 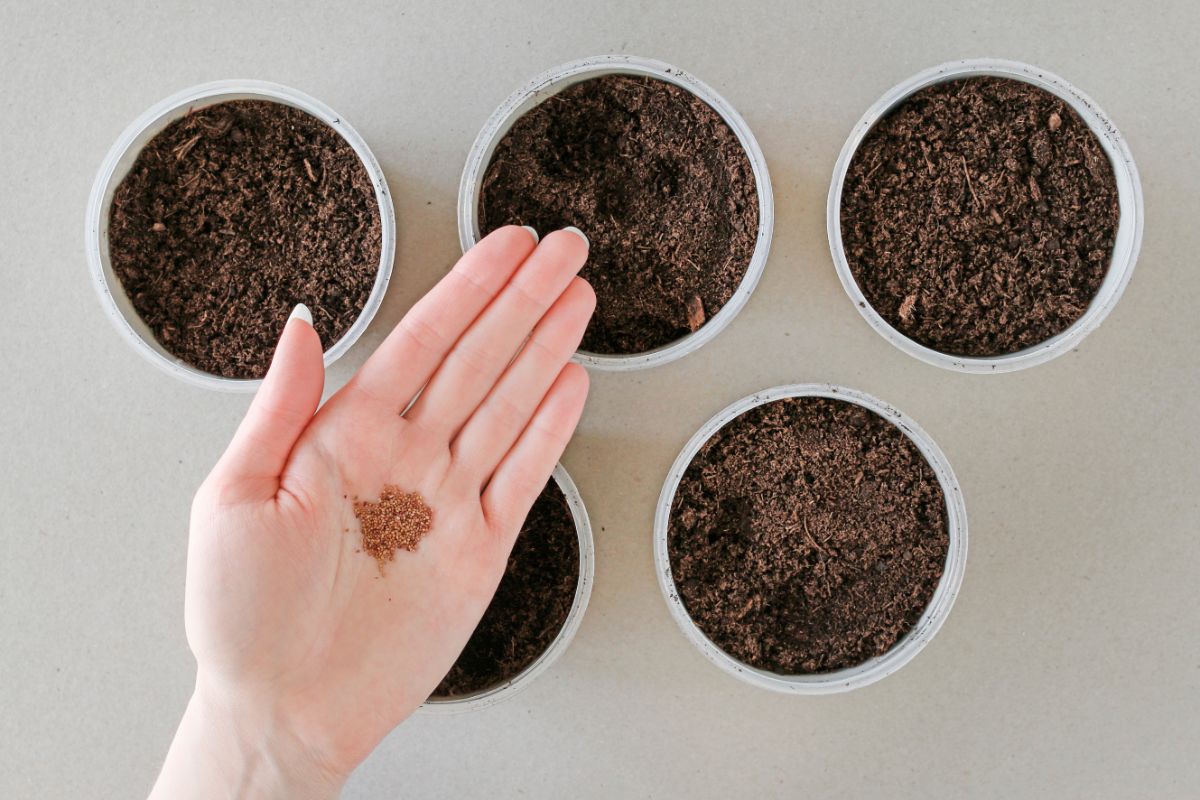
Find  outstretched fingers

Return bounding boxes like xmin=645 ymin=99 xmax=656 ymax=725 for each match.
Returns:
xmin=403 ymin=229 xmax=589 ymax=440
xmin=481 ymin=363 xmax=590 ymax=539
xmin=337 ymin=225 xmax=539 ymax=414
xmin=451 ymin=277 xmax=594 ymax=485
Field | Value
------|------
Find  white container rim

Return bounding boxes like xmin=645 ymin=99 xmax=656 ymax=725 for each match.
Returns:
xmin=84 ymin=80 xmax=396 ymax=392
xmin=827 ymin=58 xmax=1144 ymax=374
xmin=653 ymin=384 xmax=968 ymax=694
xmin=419 ymin=463 xmax=595 ymax=714
xmin=457 ymin=54 xmax=774 ymax=372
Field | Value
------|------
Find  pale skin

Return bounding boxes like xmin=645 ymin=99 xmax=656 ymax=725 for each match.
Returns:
xmin=150 ymin=226 xmax=594 ymax=798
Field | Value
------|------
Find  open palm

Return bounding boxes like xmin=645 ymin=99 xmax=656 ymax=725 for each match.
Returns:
xmin=180 ymin=227 xmax=593 ymax=787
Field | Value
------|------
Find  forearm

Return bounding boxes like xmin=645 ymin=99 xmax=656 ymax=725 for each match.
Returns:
xmin=150 ymin=678 xmax=344 ymax=800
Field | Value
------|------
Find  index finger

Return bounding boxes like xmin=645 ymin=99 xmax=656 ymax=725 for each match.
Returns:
xmin=337 ymin=225 xmax=539 ymax=413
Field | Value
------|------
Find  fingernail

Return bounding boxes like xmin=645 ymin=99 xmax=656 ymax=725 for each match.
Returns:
xmin=289 ymin=303 xmax=313 ymax=326
xmin=562 ymin=226 xmax=589 ymax=247
xmin=521 ymin=225 xmax=540 ymax=244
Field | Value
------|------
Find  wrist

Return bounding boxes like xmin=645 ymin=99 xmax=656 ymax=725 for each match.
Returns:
xmin=150 ymin=675 xmax=346 ymax=800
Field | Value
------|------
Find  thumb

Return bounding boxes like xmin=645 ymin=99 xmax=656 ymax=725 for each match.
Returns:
xmin=213 ymin=304 xmax=325 ymax=499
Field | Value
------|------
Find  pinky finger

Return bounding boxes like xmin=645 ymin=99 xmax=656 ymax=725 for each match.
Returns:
xmin=482 ymin=363 xmax=589 ymax=539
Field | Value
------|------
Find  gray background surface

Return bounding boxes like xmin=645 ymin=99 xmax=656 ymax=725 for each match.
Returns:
xmin=2 ymin=1 xmax=1198 ymax=797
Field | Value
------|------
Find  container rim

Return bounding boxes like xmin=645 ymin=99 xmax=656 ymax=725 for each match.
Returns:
xmin=826 ymin=58 xmax=1143 ymax=374
xmin=457 ymin=54 xmax=774 ymax=372
xmin=653 ymin=383 xmax=968 ymax=694
xmin=84 ymin=79 xmax=396 ymax=392
xmin=419 ymin=463 xmax=595 ymax=714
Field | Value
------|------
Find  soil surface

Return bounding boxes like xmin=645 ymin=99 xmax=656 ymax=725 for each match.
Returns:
xmin=840 ymin=76 xmax=1119 ymax=356
xmin=108 ymin=99 xmax=381 ymax=378
xmin=668 ymin=396 xmax=949 ymax=674
xmin=480 ymin=74 xmax=759 ymax=355
xmin=433 ymin=479 xmax=580 ymax=697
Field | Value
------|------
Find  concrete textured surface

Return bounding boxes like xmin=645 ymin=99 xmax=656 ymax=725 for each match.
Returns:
xmin=2 ymin=1 xmax=1197 ymax=797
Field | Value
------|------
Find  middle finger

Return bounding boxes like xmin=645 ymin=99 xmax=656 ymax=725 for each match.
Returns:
xmin=403 ymin=228 xmax=589 ymax=439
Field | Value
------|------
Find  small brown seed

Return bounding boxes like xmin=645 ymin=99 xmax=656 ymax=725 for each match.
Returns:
xmin=685 ymin=294 xmax=706 ymax=332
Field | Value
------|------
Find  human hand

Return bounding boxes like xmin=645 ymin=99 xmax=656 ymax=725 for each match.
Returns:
xmin=150 ymin=226 xmax=593 ymax=799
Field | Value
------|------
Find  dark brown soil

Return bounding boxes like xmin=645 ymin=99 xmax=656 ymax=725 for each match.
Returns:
xmin=479 ymin=74 xmax=759 ymax=355
xmin=840 ymin=76 xmax=1120 ymax=356
xmin=108 ymin=100 xmax=381 ymax=378
xmin=668 ymin=396 xmax=949 ymax=674
xmin=433 ymin=479 xmax=579 ymax=697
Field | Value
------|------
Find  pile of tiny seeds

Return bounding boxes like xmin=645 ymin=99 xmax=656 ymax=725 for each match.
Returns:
xmin=352 ymin=487 xmax=433 ymax=569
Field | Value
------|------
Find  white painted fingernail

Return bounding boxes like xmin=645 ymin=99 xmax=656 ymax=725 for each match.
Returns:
xmin=562 ymin=226 xmax=589 ymax=247
xmin=289 ymin=303 xmax=313 ymax=326
xmin=521 ymin=225 xmax=540 ymax=244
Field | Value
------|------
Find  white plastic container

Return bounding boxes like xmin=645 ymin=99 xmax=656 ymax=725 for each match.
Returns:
xmin=653 ymin=384 xmax=968 ymax=694
xmin=827 ymin=59 xmax=1143 ymax=373
xmin=457 ymin=55 xmax=774 ymax=371
xmin=85 ymin=80 xmax=396 ymax=392
xmin=421 ymin=463 xmax=595 ymax=713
